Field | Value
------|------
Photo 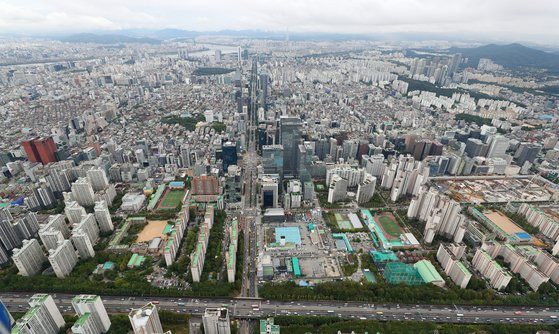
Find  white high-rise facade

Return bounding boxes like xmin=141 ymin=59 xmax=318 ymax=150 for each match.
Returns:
xmin=48 ymin=239 xmax=78 ymax=278
xmin=203 ymin=308 xmax=231 ymax=334
xmin=71 ymin=177 xmax=96 ymax=206
xmin=12 ymin=239 xmax=46 ymax=276
xmin=71 ymin=231 xmax=96 ymax=259
xmin=11 ymin=294 xmax=65 ymax=334
xmin=129 ymin=303 xmax=163 ymax=334
xmin=94 ymin=201 xmax=114 ymax=232
xmin=65 ymin=201 xmax=87 ymax=225
xmin=72 ymin=295 xmax=112 ymax=333
xmin=87 ymin=168 xmax=109 ymax=192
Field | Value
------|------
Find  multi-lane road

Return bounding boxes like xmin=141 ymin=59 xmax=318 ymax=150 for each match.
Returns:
xmin=2 ymin=293 xmax=558 ymax=326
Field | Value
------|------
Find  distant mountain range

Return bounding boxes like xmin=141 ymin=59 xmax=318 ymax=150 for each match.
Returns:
xmin=60 ymin=33 xmax=161 ymax=44
xmin=448 ymin=43 xmax=559 ymax=72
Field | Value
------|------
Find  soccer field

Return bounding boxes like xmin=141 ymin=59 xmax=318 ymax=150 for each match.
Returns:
xmin=159 ymin=190 xmax=184 ymax=208
xmin=378 ymin=215 xmax=402 ymax=238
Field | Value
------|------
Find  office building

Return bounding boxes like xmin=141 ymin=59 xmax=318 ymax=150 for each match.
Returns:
xmin=21 ymin=137 xmax=58 ymax=164
xmin=222 ymin=142 xmax=237 ymax=172
xmin=279 ymin=116 xmax=302 ymax=177
xmin=486 ymin=135 xmax=509 ymax=158
xmin=71 ymin=177 xmax=96 ymax=206
xmin=262 ymin=145 xmax=284 ymax=179
xmin=12 ymin=239 xmax=46 ymax=276
xmin=514 ymin=142 xmax=542 ymax=166
xmin=11 ymin=294 xmax=65 ymax=334
xmin=129 ymin=303 xmax=163 ymax=334
xmin=48 ymin=239 xmax=78 ymax=278
xmin=260 ymin=176 xmax=279 ymax=208
xmin=203 ymin=308 xmax=231 ymax=334
xmin=94 ymin=201 xmax=114 ymax=232
xmin=72 ymin=295 xmax=111 ymax=333
xmin=465 ymin=138 xmax=488 ymax=158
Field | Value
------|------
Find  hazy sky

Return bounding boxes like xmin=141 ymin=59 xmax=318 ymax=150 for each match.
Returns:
xmin=1 ymin=0 xmax=558 ymax=43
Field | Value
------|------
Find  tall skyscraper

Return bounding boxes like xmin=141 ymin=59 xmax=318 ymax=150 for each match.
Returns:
xmin=514 ymin=143 xmax=542 ymax=166
xmin=21 ymin=137 xmax=58 ymax=164
xmin=222 ymin=142 xmax=238 ymax=172
xmin=279 ymin=116 xmax=302 ymax=177
xmin=129 ymin=303 xmax=163 ymax=334
xmin=11 ymin=294 xmax=65 ymax=334
xmin=72 ymin=295 xmax=111 ymax=333
xmin=262 ymin=145 xmax=284 ymax=179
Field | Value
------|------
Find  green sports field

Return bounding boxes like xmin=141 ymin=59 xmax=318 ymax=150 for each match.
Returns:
xmin=159 ymin=190 xmax=184 ymax=209
xmin=377 ymin=215 xmax=402 ymax=238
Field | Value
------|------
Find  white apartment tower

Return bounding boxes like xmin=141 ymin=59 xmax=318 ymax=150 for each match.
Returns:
xmin=12 ymin=239 xmax=47 ymax=276
xmin=65 ymin=201 xmax=87 ymax=225
xmin=71 ymin=231 xmax=96 ymax=259
xmin=94 ymin=201 xmax=114 ymax=232
xmin=11 ymin=294 xmax=65 ymax=334
xmin=72 ymin=295 xmax=112 ymax=333
xmin=203 ymin=308 xmax=231 ymax=334
xmin=87 ymin=168 xmax=109 ymax=192
xmin=71 ymin=177 xmax=96 ymax=206
xmin=128 ymin=303 xmax=163 ymax=334
xmin=48 ymin=239 xmax=79 ymax=278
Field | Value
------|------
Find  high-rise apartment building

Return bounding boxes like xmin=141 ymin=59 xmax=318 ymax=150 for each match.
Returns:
xmin=12 ymin=239 xmax=46 ymax=276
xmin=48 ymin=239 xmax=78 ymax=278
xmin=94 ymin=201 xmax=114 ymax=232
xmin=11 ymin=294 xmax=65 ymax=334
xmin=71 ymin=177 xmax=96 ymax=206
xmin=87 ymin=168 xmax=109 ymax=192
xmin=203 ymin=308 xmax=231 ymax=334
xmin=72 ymin=295 xmax=111 ymax=333
xmin=128 ymin=303 xmax=163 ymax=334
xmin=65 ymin=201 xmax=87 ymax=225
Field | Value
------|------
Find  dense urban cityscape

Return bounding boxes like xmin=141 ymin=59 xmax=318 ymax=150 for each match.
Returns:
xmin=1 ymin=2 xmax=559 ymax=333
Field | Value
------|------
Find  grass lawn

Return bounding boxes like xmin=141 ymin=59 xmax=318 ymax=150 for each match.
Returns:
xmin=160 ymin=190 xmax=184 ymax=208
xmin=378 ymin=215 xmax=402 ymax=238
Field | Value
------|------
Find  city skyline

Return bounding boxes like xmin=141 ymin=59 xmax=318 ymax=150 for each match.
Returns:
xmin=0 ymin=0 xmax=558 ymax=45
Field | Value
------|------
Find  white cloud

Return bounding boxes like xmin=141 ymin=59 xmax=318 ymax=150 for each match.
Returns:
xmin=0 ymin=0 xmax=558 ymax=43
